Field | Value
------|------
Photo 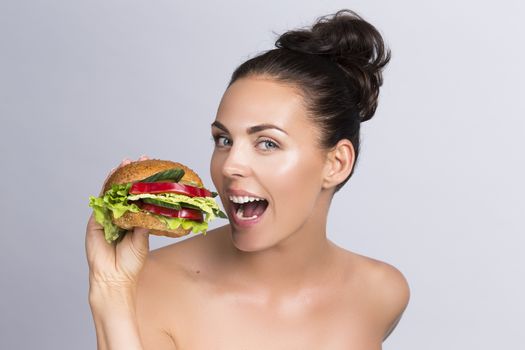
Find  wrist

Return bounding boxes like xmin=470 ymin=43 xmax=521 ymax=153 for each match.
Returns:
xmin=89 ymin=282 xmax=137 ymax=312
xmin=89 ymin=293 xmax=144 ymax=350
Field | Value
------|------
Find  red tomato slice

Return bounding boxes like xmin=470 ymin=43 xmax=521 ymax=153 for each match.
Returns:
xmin=139 ymin=202 xmax=204 ymax=222
xmin=130 ymin=182 xmax=212 ymax=197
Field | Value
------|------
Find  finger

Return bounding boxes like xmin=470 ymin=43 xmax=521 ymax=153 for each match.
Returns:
xmin=131 ymin=227 xmax=150 ymax=253
xmin=105 ymin=158 xmax=131 ymax=182
xmin=116 ymin=227 xmax=150 ymax=267
xmin=85 ymin=213 xmax=114 ymax=265
xmin=85 ymin=214 xmax=111 ymax=247
xmin=114 ymin=158 xmax=132 ymax=174
xmin=86 ymin=212 xmax=102 ymax=230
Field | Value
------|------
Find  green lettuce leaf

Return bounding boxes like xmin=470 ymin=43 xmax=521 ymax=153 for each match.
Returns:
xmin=89 ymin=183 xmax=140 ymax=242
xmin=157 ymin=216 xmax=210 ymax=234
xmin=89 ymin=196 xmax=126 ymax=243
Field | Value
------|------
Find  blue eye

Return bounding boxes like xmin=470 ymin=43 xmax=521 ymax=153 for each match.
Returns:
xmin=213 ymin=135 xmax=231 ymax=147
xmin=257 ymin=138 xmax=279 ymax=151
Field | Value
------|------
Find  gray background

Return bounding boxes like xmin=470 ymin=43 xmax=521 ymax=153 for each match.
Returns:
xmin=1 ymin=0 xmax=523 ymax=349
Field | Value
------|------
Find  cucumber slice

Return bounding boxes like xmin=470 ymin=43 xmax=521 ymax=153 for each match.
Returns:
xmin=178 ymin=203 xmax=202 ymax=211
xmin=142 ymin=198 xmax=182 ymax=210
xmin=139 ymin=168 xmax=185 ymax=183
xmin=141 ymin=198 xmax=204 ymax=212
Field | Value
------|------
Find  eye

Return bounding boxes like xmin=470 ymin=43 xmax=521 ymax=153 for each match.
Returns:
xmin=212 ymin=134 xmax=232 ymax=148
xmin=256 ymin=138 xmax=279 ymax=151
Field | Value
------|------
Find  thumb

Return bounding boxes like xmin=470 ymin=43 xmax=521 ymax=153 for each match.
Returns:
xmin=130 ymin=227 xmax=150 ymax=255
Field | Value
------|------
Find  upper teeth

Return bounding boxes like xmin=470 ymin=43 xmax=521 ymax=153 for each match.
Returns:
xmin=229 ymin=196 xmax=264 ymax=204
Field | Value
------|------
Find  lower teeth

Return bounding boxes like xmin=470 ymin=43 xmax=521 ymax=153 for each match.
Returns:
xmin=235 ymin=206 xmax=258 ymax=220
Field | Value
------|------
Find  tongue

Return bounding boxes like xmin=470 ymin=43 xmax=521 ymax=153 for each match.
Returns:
xmin=242 ymin=200 xmax=268 ymax=217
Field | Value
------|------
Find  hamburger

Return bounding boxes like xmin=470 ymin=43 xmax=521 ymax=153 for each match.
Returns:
xmin=89 ymin=159 xmax=226 ymax=243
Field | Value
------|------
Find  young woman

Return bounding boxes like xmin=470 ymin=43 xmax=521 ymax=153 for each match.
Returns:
xmin=86 ymin=9 xmax=410 ymax=349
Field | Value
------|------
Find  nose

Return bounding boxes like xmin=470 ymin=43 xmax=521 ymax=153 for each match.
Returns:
xmin=221 ymin=142 xmax=252 ymax=178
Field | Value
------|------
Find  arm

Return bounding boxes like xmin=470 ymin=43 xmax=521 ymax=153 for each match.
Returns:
xmin=89 ymin=286 xmax=144 ymax=350
xmin=86 ymin=157 xmax=151 ymax=349
xmin=89 ymin=272 xmax=178 ymax=350
xmin=365 ymin=261 xmax=410 ymax=342
xmin=382 ymin=308 xmax=405 ymax=341
xmin=380 ymin=266 xmax=410 ymax=342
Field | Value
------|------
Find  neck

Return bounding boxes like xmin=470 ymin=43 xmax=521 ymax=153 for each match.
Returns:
xmin=226 ymin=191 xmax=337 ymax=294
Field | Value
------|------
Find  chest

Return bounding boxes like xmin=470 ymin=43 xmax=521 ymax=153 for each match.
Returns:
xmin=166 ymin=284 xmax=381 ymax=350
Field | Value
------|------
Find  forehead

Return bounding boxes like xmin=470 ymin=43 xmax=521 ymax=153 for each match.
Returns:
xmin=215 ymin=76 xmax=315 ymax=134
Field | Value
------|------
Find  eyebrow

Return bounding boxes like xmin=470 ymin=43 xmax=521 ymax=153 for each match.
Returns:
xmin=211 ymin=121 xmax=288 ymax=135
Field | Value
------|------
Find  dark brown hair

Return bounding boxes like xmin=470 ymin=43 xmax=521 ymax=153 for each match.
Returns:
xmin=228 ymin=9 xmax=391 ymax=192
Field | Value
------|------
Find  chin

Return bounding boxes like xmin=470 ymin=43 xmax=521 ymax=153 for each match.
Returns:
xmin=230 ymin=230 xmax=275 ymax=253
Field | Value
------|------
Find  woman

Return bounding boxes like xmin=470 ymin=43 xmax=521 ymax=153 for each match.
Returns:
xmin=86 ymin=9 xmax=410 ymax=349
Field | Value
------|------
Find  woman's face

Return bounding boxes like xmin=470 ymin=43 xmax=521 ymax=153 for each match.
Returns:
xmin=210 ymin=76 xmax=329 ymax=252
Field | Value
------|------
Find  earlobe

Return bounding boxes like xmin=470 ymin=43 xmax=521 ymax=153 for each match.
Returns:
xmin=322 ymin=139 xmax=355 ymax=189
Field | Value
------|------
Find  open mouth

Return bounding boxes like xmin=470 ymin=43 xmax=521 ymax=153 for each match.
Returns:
xmin=229 ymin=197 xmax=269 ymax=221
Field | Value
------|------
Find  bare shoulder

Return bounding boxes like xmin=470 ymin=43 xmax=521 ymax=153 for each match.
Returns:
xmin=341 ymin=249 xmax=410 ymax=340
xmin=357 ymin=253 xmax=410 ymax=308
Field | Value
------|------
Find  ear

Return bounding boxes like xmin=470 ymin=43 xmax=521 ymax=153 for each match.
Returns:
xmin=322 ymin=139 xmax=355 ymax=190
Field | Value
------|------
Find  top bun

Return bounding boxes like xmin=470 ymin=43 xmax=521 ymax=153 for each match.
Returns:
xmin=104 ymin=159 xmax=203 ymax=193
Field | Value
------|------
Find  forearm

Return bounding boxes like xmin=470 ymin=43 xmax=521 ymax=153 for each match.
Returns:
xmin=89 ymin=286 xmax=144 ymax=350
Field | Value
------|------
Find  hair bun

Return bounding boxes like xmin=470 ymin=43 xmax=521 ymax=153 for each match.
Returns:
xmin=275 ymin=9 xmax=391 ymax=122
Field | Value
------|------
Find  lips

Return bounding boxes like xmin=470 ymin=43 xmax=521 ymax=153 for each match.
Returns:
xmin=226 ymin=188 xmax=266 ymax=199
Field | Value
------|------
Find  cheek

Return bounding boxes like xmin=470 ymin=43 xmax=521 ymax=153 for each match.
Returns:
xmin=258 ymin=149 xmax=323 ymax=213
xmin=209 ymin=151 xmax=223 ymax=189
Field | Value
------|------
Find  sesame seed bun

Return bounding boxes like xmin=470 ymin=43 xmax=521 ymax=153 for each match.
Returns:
xmin=104 ymin=159 xmax=204 ymax=238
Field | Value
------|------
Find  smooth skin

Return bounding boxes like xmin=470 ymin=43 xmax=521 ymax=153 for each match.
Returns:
xmin=86 ymin=76 xmax=410 ymax=349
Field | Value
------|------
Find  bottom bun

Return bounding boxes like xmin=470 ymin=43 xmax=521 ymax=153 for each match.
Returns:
xmin=112 ymin=211 xmax=192 ymax=238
